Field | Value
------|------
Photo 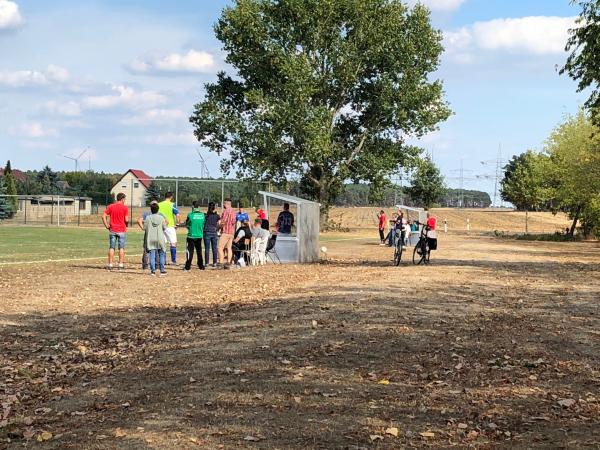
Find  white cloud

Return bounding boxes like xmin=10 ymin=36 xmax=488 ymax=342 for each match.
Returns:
xmin=145 ymin=132 xmax=196 ymax=146
xmin=122 ymin=108 xmax=187 ymax=126
xmin=128 ymin=50 xmax=216 ymax=74
xmin=0 ymin=64 xmax=70 ymax=88
xmin=0 ymin=0 xmax=24 ymax=30
xmin=445 ymin=16 xmax=577 ymax=63
xmin=62 ymin=119 xmax=92 ymax=129
xmin=82 ymin=85 xmax=167 ymax=110
xmin=9 ymin=122 xmax=59 ymax=139
xmin=42 ymin=100 xmax=81 ymax=117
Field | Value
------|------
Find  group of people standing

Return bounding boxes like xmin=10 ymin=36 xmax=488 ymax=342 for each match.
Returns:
xmin=377 ymin=209 xmax=438 ymax=248
xmin=378 ymin=209 xmax=419 ymax=248
xmin=102 ymin=192 xmax=295 ymax=275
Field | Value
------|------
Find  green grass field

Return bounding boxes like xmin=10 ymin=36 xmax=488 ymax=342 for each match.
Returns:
xmin=0 ymin=226 xmax=145 ymax=264
xmin=0 ymin=225 xmax=356 ymax=265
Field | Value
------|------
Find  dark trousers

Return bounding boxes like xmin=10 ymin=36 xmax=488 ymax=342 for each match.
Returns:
xmin=204 ymin=233 xmax=218 ymax=265
xmin=379 ymin=229 xmax=385 ymax=242
xmin=185 ymin=238 xmax=205 ymax=270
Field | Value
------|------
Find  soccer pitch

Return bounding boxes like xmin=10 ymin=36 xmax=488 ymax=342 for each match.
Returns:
xmin=0 ymin=226 xmax=145 ymax=265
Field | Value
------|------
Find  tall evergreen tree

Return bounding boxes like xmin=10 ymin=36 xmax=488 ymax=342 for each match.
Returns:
xmin=0 ymin=177 xmax=12 ymax=220
xmin=4 ymin=160 xmax=18 ymax=215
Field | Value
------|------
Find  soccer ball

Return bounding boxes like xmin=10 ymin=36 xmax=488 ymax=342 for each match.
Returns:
xmin=321 ymin=246 xmax=328 ymax=253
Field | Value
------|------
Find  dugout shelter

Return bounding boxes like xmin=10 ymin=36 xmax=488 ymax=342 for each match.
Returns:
xmin=259 ymin=191 xmax=320 ymax=263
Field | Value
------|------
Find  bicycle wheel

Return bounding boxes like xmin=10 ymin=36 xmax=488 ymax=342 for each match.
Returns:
xmin=394 ymin=242 xmax=403 ymax=266
xmin=423 ymin=243 xmax=431 ymax=265
xmin=412 ymin=240 xmax=425 ymax=265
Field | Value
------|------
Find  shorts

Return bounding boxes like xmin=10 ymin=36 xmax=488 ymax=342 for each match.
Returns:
xmin=164 ymin=227 xmax=177 ymax=245
xmin=109 ymin=232 xmax=127 ymax=250
xmin=218 ymin=233 xmax=233 ymax=250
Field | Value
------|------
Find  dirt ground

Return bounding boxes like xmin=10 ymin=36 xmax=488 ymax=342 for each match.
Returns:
xmin=1 ymin=231 xmax=599 ymax=449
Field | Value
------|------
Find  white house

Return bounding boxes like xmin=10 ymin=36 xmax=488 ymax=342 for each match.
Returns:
xmin=110 ymin=169 xmax=152 ymax=207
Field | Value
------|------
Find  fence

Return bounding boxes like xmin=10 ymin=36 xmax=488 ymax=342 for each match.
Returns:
xmin=0 ymin=178 xmax=271 ymax=227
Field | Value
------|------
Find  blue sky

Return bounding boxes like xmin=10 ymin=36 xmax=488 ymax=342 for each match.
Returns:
xmin=0 ymin=0 xmax=586 ymax=201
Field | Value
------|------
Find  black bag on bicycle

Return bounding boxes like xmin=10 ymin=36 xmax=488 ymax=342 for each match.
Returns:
xmin=427 ymin=238 xmax=438 ymax=250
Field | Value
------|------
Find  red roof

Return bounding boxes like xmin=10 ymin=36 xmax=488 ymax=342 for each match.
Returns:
xmin=124 ymin=169 xmax=153 ymax=189
xmin=0 ymin=168 xmax=27 ymax=182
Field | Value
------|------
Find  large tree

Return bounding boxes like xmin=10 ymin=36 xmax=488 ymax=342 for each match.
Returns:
xmin=190 ymin=0 xmax=451 ymax=216
xmin=406 ymin=157 xmax=446 ymax=208
xmin=500 ymin=151 xmax=549 ymax=233
xmin=36 ymin=166 xmax=60 ymax=194
xmin=544 ymin=111 xmax=600 ymax=237
xmin=562 ymin=0 xmax=600 ymax=124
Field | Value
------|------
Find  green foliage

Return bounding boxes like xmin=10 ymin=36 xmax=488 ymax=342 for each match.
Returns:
xmin=190 ymin=0 xmax=451 ymax=215
xmin=150 ymin=178 xmax=266 ymax=207
xmin=544 ymin=111 xmax=600 ymax=237
xmin=3 ymin=160 xmax=17 ymax=215
xmin=406 ymin=157 xmax=446 ymax=208
xmin=36 ymin=166 xmax=60 ymax=194
xmin=500 ymin=151 xmax=549 ymax=211
xmin=0 ymin=177 xmax=12 ymax=220
xmin=443 ymin=189 xmax=491 ymax=208
xmin=562 ymin=0 xmax=600 ymax=124
xmin=63 ymin=171 xmax=119 ymax=204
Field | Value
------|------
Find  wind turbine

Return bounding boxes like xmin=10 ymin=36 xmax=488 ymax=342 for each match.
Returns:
xmin=196 ymin=149 xmax=210 ymax=178
xmin=62 ymin=149 xmax=87 ymax=172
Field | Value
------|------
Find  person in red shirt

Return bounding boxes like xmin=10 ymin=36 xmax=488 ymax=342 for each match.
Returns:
xmin=377 ymin=210 xmax=387 ymax=245
xmin=102 ymin=193 xmax=130 ymax=270
xmin=425 ymin=211 xmax=438 ymax=251
xmin=218 ymin=198 xmax=237 ymax=268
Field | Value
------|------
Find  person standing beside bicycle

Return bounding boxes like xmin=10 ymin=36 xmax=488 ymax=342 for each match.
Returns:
xmin=425 ymin=210 xmax=438 ymax=251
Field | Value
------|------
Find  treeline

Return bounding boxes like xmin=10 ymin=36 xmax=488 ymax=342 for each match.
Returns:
xmin=501 ymin=111 xmax=600 ymax=237
xmin=6 ymin=165 xmax=121 ymax=205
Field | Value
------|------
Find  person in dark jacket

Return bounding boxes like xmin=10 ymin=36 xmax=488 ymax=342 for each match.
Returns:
xmin=203 ymin=202 xmax=220 ymax=268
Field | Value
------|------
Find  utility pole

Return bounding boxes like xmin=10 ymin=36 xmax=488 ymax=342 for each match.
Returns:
xmin=480 ymin=144 xmax=507 ymax=208
xmin=448 ymin=159 xmax=474 ymax=208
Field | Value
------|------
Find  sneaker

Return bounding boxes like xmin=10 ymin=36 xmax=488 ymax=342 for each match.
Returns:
xmin=107 ymin=264 xmax=114 ymax=271
xmin=118 ymin=264 xmax=124 ymax=270
xmin=199 ymin=266 xmax=206 ymax=271
xmin=212 ymin=263 xmax=217 ymax=268
xmin=150 ymin=271 xmax=156 ymax=276
xmin=159 ymin=272 xmax=167 ymax=277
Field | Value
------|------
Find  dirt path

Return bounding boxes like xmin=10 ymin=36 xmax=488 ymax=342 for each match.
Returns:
xmin=1 ymin=234 xmax=599 ymax=449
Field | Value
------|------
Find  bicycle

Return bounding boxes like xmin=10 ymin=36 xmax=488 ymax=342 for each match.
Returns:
xmin=393 ymin=229 xmax=403 ymax=266
xmin=412 ymin=222 xmax=431 ymax=265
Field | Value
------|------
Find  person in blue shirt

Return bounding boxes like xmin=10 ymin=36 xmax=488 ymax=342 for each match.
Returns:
xmin=236 ymin=205 xmax=250 ymax=225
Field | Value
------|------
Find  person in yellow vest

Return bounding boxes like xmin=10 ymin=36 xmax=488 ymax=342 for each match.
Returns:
xmin=158 ymin=192 xmax=181 ymax=265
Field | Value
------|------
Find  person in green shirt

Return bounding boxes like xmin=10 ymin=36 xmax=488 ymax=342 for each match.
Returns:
xmin=184 ymin=200 xmax=206 ymax=271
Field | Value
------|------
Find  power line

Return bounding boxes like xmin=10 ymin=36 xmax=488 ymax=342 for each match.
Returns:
xmin=480 ymin=143 xmax=508 ymax=207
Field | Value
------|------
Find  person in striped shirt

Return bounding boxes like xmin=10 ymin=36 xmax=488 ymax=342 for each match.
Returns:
xmin=218 ymin=198 xmax=237 ymax=268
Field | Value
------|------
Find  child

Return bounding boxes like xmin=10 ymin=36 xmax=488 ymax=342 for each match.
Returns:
xmin=144 ymin=202 xmax=167 ymax=276
xmin=137 ymin=200 xmax=160 ymax=269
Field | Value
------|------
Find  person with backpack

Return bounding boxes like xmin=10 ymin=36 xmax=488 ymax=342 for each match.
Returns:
xmin=184 ymin=201 xmax=206 ymax=271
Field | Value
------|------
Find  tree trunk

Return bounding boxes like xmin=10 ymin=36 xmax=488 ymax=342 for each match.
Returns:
xmin=525 ymin=209 xmax=528 ymax=234
xmin=569 ymin=206 xmax=580 ymax=237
